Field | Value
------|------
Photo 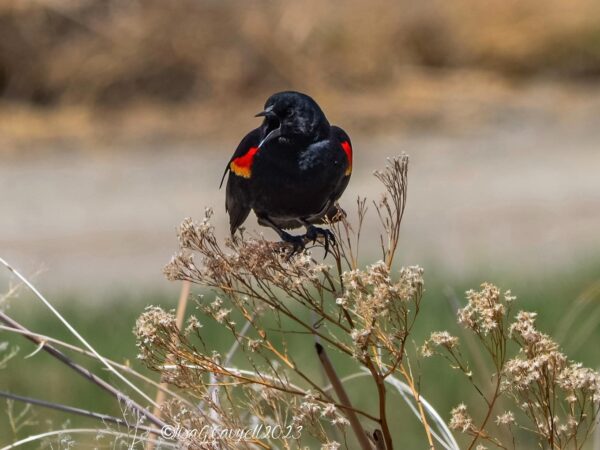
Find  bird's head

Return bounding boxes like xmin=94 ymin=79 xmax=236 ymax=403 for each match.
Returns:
xmin=255 ymin=91 xmax=330 ymax=149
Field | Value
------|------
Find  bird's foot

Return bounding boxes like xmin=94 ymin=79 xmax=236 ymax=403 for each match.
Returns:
xmin=305 ymin=226 xmax=336 ymax=257
xmin=280 ymin=232 xmax=306 ymax=258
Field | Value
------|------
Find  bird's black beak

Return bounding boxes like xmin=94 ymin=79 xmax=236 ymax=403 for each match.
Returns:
xmin=255 ymin=108 xmax=281 ymax=148
xmin=258 ymin=127 xmax=281 ymax=149
xmin=255 ymin=109 xmax=276 ymax=119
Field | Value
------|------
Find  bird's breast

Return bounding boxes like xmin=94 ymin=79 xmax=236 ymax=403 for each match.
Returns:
xmin=249 ymin=140 xmax=345 ymax=217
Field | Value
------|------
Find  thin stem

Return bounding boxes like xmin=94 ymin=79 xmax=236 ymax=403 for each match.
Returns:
xmin=0 ymin=311 xmax=167 ymax=430
xmin=398 ymin=364 xmax=435 ymax=449
xmin=148 ymin=279 xmax=191 ymax=450
xmin=0 ymin=428 xmax=177 ymax=450
xmin=0 ymin=257 xmax=158 ymax=408
xmin=221 ymin=282 xmax=354 ymax=356
xmin=0 ymin=324 xmax=194 ymax=410
xmin=164 ymin=362 xmax=380 ymax=423
xmin=0 ymin=390 xmax=159 ymax=435
xmin=316 ymin=343 xmax=374 ymax=450
xmin=467 ymin=374 xmax=502 ymax=450
xmin=364 ymin=357 xmax=394 ymax=450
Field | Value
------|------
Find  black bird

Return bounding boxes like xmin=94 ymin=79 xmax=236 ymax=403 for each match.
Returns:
xmin=220 ymin=91 xmax=353 ymax=254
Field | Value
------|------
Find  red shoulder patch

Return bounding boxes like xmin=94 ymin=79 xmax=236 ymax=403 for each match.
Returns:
xmin=230 ymin=146 xmax=259 ymax=178
xmin=341 ymin=141 xmax=352 ymax=175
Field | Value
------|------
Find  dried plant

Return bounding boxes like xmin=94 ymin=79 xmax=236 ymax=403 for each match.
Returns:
xmin=0 ymin=261 xmax=175 ymax=449
xmin=135 ymin=155 xmax=442 ymax=449
xmin=1 ymin=154 xmax=597 ymax=449
xmin=423 ymin=284 xmax=600 ymax=449
xmin=142 ymin=153 xmax=599 ymax=449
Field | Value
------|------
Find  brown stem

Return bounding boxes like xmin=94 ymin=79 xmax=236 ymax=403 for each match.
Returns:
xmin=0 ymin=311 xmax=167 ymax=430
xmin=0 ymin=390 xmax=160 ymax=435
xmin=0 ymin=324 xmax=195 ymax=410
xmin=218 ymin=282 xmax=354 ymax=355
xmin=365 ymin=358 xmax=394 ymax=450
xmin=152 ymin=280 xmax=190 ymax=416
xmin=467 ymin=373 xmax=502 ymax=450
xmin=185 ymin=355 xmax=380 ymax=422
xmin=398 ymin=364 xmax=435 ymax=448
xmin=316 ymin=343 xmax=374 ymax=450
xmin=147 ymin=279 xmax=190 ymax=450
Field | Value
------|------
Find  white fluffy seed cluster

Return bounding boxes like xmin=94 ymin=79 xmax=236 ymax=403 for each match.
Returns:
xmin=133 ymin=305 xmax=176 ymax=360
xmin=504 ymin=309 xmax=600 ymax=403
xmin=449 ymin=403 xmax=474 ymax=433
xmin=339 ymin=262 xmax=423 ymax=359
xmin=421 ymin=331 xmax=459 ymax=357
xmin=458 ymin=283 xmax=514 ymax=335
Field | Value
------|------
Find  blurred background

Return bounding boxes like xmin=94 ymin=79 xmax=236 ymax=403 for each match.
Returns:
xmin=1 ymin=0 xmax=600 ymax=447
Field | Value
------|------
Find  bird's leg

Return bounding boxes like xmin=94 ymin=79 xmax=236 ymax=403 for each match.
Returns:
xmin=257 ymin=216 xmax=306 ymax=256
xmin=302 ymin=220 xmax=336 ymax=257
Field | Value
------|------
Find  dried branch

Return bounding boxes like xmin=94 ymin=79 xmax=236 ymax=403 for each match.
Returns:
xmin=0 ymin=311 xmax=167 ymax=430
xmin=0 ymin=390 xmax=159 ymax=436
xmin=316 ymin=343 xmax=373 ymax=450
xmin=137 ymin=155 xmax=438 ymax=449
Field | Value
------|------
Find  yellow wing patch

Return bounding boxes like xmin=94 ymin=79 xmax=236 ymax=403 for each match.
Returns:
xmin=230 ymin=161 xmax=252 ymax=178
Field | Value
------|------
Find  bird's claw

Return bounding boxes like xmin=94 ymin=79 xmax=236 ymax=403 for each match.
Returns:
xmin=280 ymin=233 xmax=306 ymax=259
xmin=305 ymin=226 xmax=336 ymax=257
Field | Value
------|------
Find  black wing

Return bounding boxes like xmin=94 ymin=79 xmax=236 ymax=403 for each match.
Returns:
xmin=223 ymin=128 xmax=262 ymax=235
xmin=271 ymin=126 xmax=352 ymax=230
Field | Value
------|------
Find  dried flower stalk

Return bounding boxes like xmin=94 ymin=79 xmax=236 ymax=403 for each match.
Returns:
xmin=424 ymin=284 xmax=600 ymax=449
xmin=137 ymin=155 xmax=438 ymax=449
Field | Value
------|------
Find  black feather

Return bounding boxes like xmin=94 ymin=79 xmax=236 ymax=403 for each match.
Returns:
xmin=223 ymin=128 xmax=262 ymax=234
xmin=221 ymin=91 xmax=353 ymax=240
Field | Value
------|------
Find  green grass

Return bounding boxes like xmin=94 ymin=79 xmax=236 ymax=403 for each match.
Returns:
xmin=1 ymin=260 xmax=599 ymax=448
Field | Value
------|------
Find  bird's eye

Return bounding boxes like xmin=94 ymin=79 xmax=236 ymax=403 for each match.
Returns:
xmin=285 ymin=109 xmax=294 ymax=118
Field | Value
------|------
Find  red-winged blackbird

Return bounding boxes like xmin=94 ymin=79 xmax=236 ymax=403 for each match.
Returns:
xmin=220 ymin=91 xmax=353 ymax=254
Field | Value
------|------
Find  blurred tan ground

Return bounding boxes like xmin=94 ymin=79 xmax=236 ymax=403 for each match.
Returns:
xmin=1 ymin=0 xmax=600 ymax=293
